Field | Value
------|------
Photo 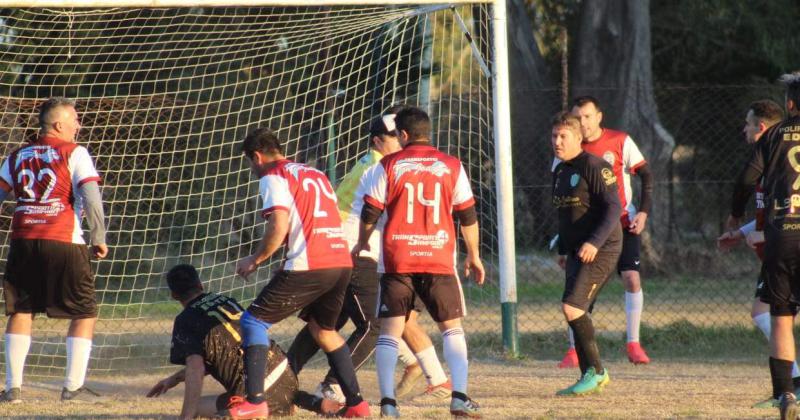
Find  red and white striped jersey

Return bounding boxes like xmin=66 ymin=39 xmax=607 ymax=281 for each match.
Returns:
xmin=581 ymin=129 xmax=646 ymax=227
xmin=0 ymin=137 xmax=101 ymax=244
xmin=363 ymin=143 xmax=475 ymax=274
xmin=258 ymin=159 xmax=351 ymax=271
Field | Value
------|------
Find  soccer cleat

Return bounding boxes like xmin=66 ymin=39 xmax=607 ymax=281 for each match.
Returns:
xmin=570 ymin=367 xmax=610 ymax=395
xmin=316 ymin=381 xmax=347 ymax=405
xmin=216 ymin=396 xmax=269 ymax=419
xmin=337 ymin=400 xmax=370 ymax=418
xmin=422 ymin=379 xmax=452 ymax=400
xmin=319 ymin=398 xmax=345 ymax=416
xmin=396 ymin=363 xmax=424 ymax=398
xmin=0 ymin=388 xmax=21 ymax=404
xmin=751 ymin=397 xmax=779 ymax=409
xmin=779 ymin=392 xmax=797 ymax=420
xmin=450 ymin=396 xmax=481 ymax=418
xmin=61 ymin=386 xmax=101 ymax=403
xmin=557 ymin=347 xmax=579 ymax=369
xmin=380 ymin=403 xmax=400 ymax=418
xmin=555 ymin=380 xmax=578 ymax=396
xmin=626 ymin=342 xmax=651 ymax=365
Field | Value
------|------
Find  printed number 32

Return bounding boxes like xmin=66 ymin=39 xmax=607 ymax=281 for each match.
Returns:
xmin=17 ymin=168 xmax=57 ymax=203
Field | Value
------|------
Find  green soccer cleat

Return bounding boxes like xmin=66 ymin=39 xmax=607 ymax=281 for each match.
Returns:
xmin=555 ymin=380 xmax=579 ymax=396
xmin=570 ymin=367 xmax=610 ymax=395
xmin=751 ymin=397 xmax=779 ymax=409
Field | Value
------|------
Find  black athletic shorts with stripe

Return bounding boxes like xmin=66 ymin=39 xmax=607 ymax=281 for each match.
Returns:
xmin=377 ymin=273 xmax=466 ymax=322
xmin=563 ymin=238 xmax=622 ymax=311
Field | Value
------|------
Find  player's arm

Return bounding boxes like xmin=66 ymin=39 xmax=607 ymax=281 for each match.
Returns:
xmin=456 ymin=205 xmax=485 ymax=285
xmin=178 ymin=354 xmax=206 ymax=420
xmin=236 ymin=209 xmax=288 ymax=279
xmin=354 ymin=163 xmax=387 ymax=257
xmin=146 ymin=368 xmax=186 ymax=397
xmin=0 ymin=159 xmax=13 ymax=203
xmin=628 ymin=164 xmax=653 ymax=234
xmin=77 ymin=181 xmax=108 ymax=259
xmin=355 ymin=202 xmax=381 ymax=257
xmin=730 ymin=137 xmax=767 ymax=224
xmin=581 ymin=163 xmax=622 ymax=263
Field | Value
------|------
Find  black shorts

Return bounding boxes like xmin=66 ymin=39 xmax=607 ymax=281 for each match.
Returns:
xmin=216 ymin=361 xmax=299 ymax=416
xmin=344 ymin=257 xmax=379 ymax=327
xmin=377 ymin=273 xmax=465 ymax=322
xmin=4 ymin=239 xmax=97 ymax=319
xmin=563 ymin=241 xmax=621 ymax=311
xmin=763 ymin=235 xmax=800 ymax=316
xmin=756 ymin=263 xmax=770 ymax=302
xmin=247 ymin=267 xmax=350 ymax=330
xmin=617 ymin=230 xmax=641 ymax=273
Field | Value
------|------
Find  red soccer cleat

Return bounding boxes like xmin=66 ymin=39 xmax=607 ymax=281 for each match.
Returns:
xmin=627 ymin=342 xmax=651 ymax=365
xmin=423 ymin=379 xmax=452 ymax=399
xmin=338 ymin=400 xmax=370 ymax=418
xmin=217 ymin=396 xmax=269 ymax=419
xmin=557 ymin=347 xmax=579 ymax=369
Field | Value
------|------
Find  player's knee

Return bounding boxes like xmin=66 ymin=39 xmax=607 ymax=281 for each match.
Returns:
xmin=621 ymin=271 xmax=641 ymax=291
xmin=240 ymin=311 xmax=272 ymax=347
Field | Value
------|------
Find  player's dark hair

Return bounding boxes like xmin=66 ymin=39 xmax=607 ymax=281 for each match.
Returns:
xmin=551 ymin=110 xmax=581 ymax=136
xmin=749 ymin=99 xmax=784 ymax=126
xmin=571 ymin=95 xmax=602 ymax=112
xmin=779 ymin=72 xmax=800 ymax=110
xmin=166 ymin=264 xmax=203 ymax=300
xmin=394 ymin=106 xmax=432 ymax=142
xmin=241 ymin=127 xmax=283 ymax=159
xmin=39 ymin=97 xmax=76 ymax=129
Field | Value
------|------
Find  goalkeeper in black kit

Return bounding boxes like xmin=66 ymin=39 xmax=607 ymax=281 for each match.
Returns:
xmin=146 ymin=264 xmax=340 ymax=419
xmin=550 ymin=111 xmax=622 ymax=396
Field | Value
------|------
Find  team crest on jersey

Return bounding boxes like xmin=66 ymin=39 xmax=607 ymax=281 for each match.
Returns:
xmin=393 ymin=158 xmax=451 ymax=180
xmin=570 ymin=173 xmax=580 ymax=187
xmin=284 ymin=162 xmax=323 ymax=180
xmin=602 ymin=151 xmax=615 ymax=166
xmin=601 ymin=168 xmax=617 ymax=186
xmin=16 ymin=146 xmax=60 ymax=169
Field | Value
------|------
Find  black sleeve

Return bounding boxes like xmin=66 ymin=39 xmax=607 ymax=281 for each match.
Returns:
xmin=360 ymin=200 xmax=383 ymax=225
xmin=169 ymin=313 xmax=204 ymax=365
xmin=635 ymin=164 xmax=653 ymax=214
xmin=454 ymin=205 xmax=478 ymax=226
xmin=731 ymin=140 xmax=766 ymax=218
xmin=585 ymin=163 xmax=622 ymax=248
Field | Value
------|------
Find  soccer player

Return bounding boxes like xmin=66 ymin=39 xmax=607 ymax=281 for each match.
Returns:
xmin=557 ymin=96 xmax=653 ymax=368
xmin=354 ymin=106 xmax=485 ymax=417
xmin=0 ymin=98 xmax=108 ymax=403
xmin=717 ymin=100 xmax=798 ymax=408
xmin=286 ymin=110 xmax=451 ymax=402
xmin=551 ymin=111 xmax=622 ymax=396
xmin=731 ymin=72 xmax=800 ymax=420
xmin=224 ymin=127 xmax=369 ymax=418
xmin=146 ymin=264 xmax=341 ymax=419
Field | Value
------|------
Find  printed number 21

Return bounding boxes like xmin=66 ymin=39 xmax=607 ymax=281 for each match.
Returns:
xmin=404 ymin=182 xmax=441 ymax=225
xmin=302 ymin=177 xmax=336 ymax=217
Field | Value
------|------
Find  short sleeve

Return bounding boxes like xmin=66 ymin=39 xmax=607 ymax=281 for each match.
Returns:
xmin=0 ymin=159 xmax=12 ymax=190
xmin=362 ymin=163 xmax=388 ymax=211
xmin=551 ymin=157 xmax=562 ymax=173
xmin=259 ymin=174 xmax=292 ymax=219
xmin=452 ymin=163 xmax=475 ymax=211
xmin=622 ymin=136 xmax=646 ymax=173
xmin=69 ymin=146 xmax=101 ymax=187
xmin=169 ymin=314 xmax=204 ymax=365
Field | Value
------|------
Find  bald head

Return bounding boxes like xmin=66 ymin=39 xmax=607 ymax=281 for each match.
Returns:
xmin=39 ymin=97 xmax=81 ymax=142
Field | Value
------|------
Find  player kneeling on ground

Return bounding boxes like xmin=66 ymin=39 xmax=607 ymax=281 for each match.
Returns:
xmin=551 ymin=111 xmax=622 ymax=396
xmin=146 ymin=264 xmax=341 ymax=419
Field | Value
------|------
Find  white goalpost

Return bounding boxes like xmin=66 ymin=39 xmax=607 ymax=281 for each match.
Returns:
xmin=0 ymin=0 xmax=517 ymax=375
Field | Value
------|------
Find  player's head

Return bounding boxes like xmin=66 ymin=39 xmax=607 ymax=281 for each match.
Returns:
xmin=779 ymin=71 xmax=800 ymax=116
xmin=166 ymin=264 xmax=204 ymax=303
xmin=369 ymin=109 xmax=402 ymax=156
xmin=38 ymin=97 xmax=81 ymax=142
xmin=743 ymin=100 xmax=784 ymax=144
xmin=570 ymin=96 xmax=603 ymax=142
xmin=241 ymin=127 xmax=284 ymax=176
xmin=394 ymin=106 xmax=431 ymax=147
xmin=551 ymin=111 xmax=583 ymax=161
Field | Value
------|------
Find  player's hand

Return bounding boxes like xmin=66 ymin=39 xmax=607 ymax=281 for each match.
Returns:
xmin=92 ymin=244 xmax=108 ymax=259
xmin=628 ymin=212 xmax=648 ymax=235
xmin=236 ymin=255 xmax=259 ymax=280
xmin=350 ymin=242 xmax=369 ymax=261
xmin=716 ymin=230 xmax=743 ymax=251
xmin=557 ymin=255 xmax=566 ymax=270
xmin=146 ymin=376 xmax=177 ymax=398
xmin=577 ymin=242 xmax=598 ymax=263
xmin=464 ymin=255 xmax=485 ymax=286
xmin=746 ymin=230 xmax=765 ymax=249
xmin=726 ymin=215 xmax=742 ymax=231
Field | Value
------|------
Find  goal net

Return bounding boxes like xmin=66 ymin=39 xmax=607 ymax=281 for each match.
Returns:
xmin=0 ymin=3 xmax=499 ymax=375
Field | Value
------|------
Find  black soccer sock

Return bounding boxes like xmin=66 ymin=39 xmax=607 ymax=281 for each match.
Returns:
xmin=287 ymin=325 xmax=320 ymax=375
xmin=568 ymin=314 xmax=603 ymax=374
xmin=452 ymin=391 xmax=469 ymax=402
xmin=793 ymin=375 xmax=800 ymax=391
xmin=325 ymin=344 xmax=363 ymax=407
xmin=770 ymin=357 xmax=794 ymax=399
xmin=573 ymin=332 xmax=589 ymax=375
xmin=243 ymin=345 xmax=269 ymax=404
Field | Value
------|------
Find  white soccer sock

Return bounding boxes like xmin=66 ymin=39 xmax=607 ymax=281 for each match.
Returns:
xmin=442 ymin=328 xmax=468 ymax=395
xmin=625 ymin=291 xmax=644 ymax=343
xmin=64 ymin=337 xmax=92 ymax=391
xmin=753 ymin=312 xmax=771 ymax=340
xmin=397 ymin=339 xmax=417 ymax=367
xmin=375 ymin=335 xmax=399 ymax=400
xmin=415 ymin=346 xmax=448 ymax=386
xmin=567 ymin=326 xmax=575 ymax=349
xmin=5 ymin=333 xmax=31 ymax=390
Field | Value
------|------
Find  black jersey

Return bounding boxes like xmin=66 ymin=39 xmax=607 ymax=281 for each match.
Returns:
xmin=733 ymin=115 xmax=800 ymax=238
xmin=169 ymin=293 xmax=288 ymax=396
xmin=552 ymin=151 xmax=623 ymax=254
